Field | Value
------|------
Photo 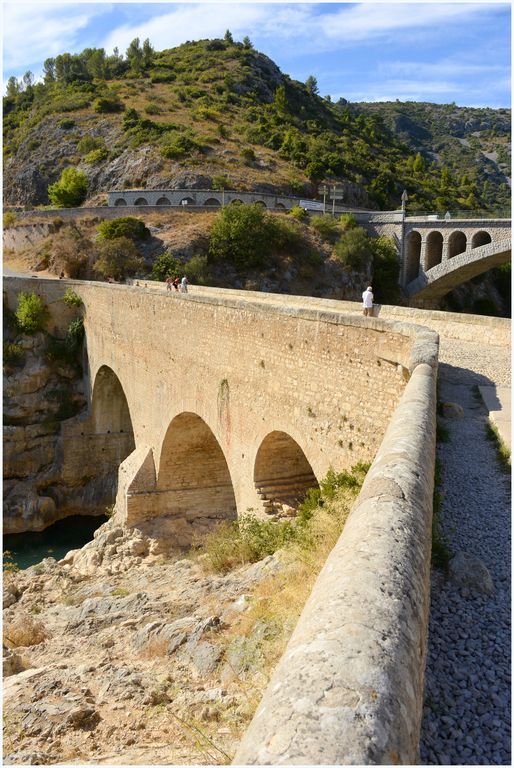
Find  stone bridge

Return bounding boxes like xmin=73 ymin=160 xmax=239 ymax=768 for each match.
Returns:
xmin=400 ymin=217 xmax=511 ymax=302
xmin=4 ymin=276 xmax=440 ymax=763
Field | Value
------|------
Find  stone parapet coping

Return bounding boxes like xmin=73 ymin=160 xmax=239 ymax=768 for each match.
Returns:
xmin=234 ymin=360 xmax=437 ymax=765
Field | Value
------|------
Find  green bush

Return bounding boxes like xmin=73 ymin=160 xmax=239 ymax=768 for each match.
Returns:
xmin=369 ymin=236 xmax=401 ymax=303
xmin=339 ymin=213 xmax=358 ymax=231
xmin=184 ymin=254 xmax=210 ymax=284
xmin=212 ymin=174 xmax=231 ymax=190
xmin=3 ymin=212 xmax=16 ymax=228
xmin=209 ymin=203 xmax=275 ymax=270
xmin=310 ymin=214 xmax=340 ymax=241
xmin=160 ymin=131 xmax=202 ymax=159
xmin=93 ymin=96 xmax=123 ymax=113
xmin=85 ymin=147 xmax=109 ymax=165
xmin=58 ymin=118 xmax=75 ymax=129
xmin=241 ymin=147 xmax=256 ymax=165
xmin=334 ymin=227 xmax=372 ymax=272
xmin=150 ymin=251 xmax=182 ymax=282
xmin=94 ymin=237 xmax=144 ymax=281
xmin=62 ymin=288 xmax=82 ymax=307
xmin=15 ymin=292 xmax=49 ymax=334
xmin=288 ymin=205 xmax=308 ymax=221
xmin=65 ymin=317 xmax=85 ymax=355
xmin=97 ymin=216 xmax=150 ymax=242
xmin=3 ymin=341 xmax=24 ymax=366
xmin=48 ymin=167 xmax=88 ymax=208
xmin=77 ymin=135 xmax=104 ymax=154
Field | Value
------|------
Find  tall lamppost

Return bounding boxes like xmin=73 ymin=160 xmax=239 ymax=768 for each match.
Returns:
xmin=322 ymin=185 xmax=327 ymax=214
xmin=401 ymin=189 xmax=408 ymax=213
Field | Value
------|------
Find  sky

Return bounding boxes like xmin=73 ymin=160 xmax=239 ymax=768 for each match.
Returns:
xmin=1 ymin=1 xmax=511 ymax=108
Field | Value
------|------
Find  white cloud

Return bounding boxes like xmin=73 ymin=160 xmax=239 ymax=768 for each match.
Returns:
xmin=320 ymin=2 xmax=500 ymax=42
xmin=2 ymin=2 xmax=108 ymax=70
xmin=98 ymin=4 xmax=268 ymax=56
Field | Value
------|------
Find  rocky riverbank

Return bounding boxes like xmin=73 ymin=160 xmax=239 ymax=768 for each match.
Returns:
xmin=3 ymin=523 xmax=286 ymax=765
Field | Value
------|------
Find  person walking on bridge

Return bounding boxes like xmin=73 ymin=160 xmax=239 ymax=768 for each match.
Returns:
xmin=362 ymin=285 xmax=374 ymax=316
xmin=180 ymin=275 xmax=189 ymax=293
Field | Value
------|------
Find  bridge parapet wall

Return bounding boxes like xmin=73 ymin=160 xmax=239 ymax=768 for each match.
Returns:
xmin=235 ymin=360 xmax=436 ymax=765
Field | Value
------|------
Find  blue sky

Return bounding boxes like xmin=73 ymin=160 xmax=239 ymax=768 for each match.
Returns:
xmin=2 ymin=1 xmax=511 ymax=107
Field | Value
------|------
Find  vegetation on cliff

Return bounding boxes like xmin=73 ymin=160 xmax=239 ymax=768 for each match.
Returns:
xmin=3 ymin=37 xmax=510 ymax=215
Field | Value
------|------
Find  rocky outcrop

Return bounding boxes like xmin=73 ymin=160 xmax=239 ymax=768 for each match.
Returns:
xmin=2 ymin=528 xmax=284 ymax=765
xmin=3 ymin=330 xmax=89 ymax=533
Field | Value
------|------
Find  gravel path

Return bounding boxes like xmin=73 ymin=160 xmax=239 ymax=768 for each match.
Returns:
xmin=419 ymin=338 xmax=511 ymax=765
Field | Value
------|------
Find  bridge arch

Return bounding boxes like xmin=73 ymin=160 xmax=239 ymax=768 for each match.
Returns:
xmin=405 ymin=231 xmax=422 ymax=283
xmin=134 ymin=197 xmax=148 ymax=206
xmin=179 ymin=196 xmax=195 ymax=206
xmin=157 ymin=412 xmax=237 ymax=525
xmin=114 ymin=197 xmax=127 ymax=207
xmin=448 ymin=230 xmax=467 ymax=258
xmin=426 ymin=231 xmax=443 ymax=270
xmin=156 ymin=196 xmax=171 ymax=206
xmin=254 ymin=200 xmax=267 ymax=208
xmin=230 ymin=199 xmax=244 ymax=205
xmin=204 ymin=197 xmax=221 ymax=207
xmin=91 ymin=365 xmax=135 ymax=438
xmin=471 ymin=230 xmax=492 ymax=249
xmin=254 ymin=431 xmax=318 ymax=516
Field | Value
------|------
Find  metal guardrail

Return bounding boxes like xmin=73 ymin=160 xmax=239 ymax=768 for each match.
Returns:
xmin=407 ymin=209 xmax=511 ymax=220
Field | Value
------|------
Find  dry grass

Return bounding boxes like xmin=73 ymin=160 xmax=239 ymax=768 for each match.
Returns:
xmin=3 ymin=612 xmax=48 ymax=648
xmin=139 ymin=636 xmax=170 ymax=660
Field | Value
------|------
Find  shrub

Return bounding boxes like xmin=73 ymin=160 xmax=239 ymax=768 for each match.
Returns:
xmin=85 ymin=147 xmax=109 ymax=165
xmin=93 ymin=96 xmax=123 ymax=113
xmin=97 ymin=216 xmax=150 ymax=242
xmin=310 ymin=214 xmax=340 ymax=241
xmin=212 ymin=174 xmax=231 ymax=190
xmin=94 ymin=237 xmax=144 ymax=281
xmin=150 ymin=251 xmax=183 ymax=282
xmin=241 ymin=147 xmax=256 ymax=166
xmin=77 ymin=135 xmax=104 ymax=154
xmin=288 ymin=205 xmax=308 ymax=221
xmin=160 ymin=131 xmax=202 ymax=159
xmin=3 ymin=341 xmax=24 ymax=366
xmin=58 ymin=118 xmax=75 ymax=129
xmin=184 ymin=254 xmax=210 ymax=284
xmin=209 ymin=203 xmax=275 ymax=270
xmin=4 ymin=612 xmax=48 ymax=648
xmin=369 ymin=236 xmax=401 ymax=303
xmin=48 ymin=167 xmax=88 ymax=208
xmin=62 ymin=288 xmax=83 ymax=307
xmin=3 ymin=212 xmax=16 ymax=228
xmin=15 ymin=292 xmax=49 ymax=333
xmin=339 ymin=213 xmax=358 ymax=231
xmin=334 ymin=226 xmax=372 ymax=271
xmin=65 ymin=318 xmax=85 ymax=355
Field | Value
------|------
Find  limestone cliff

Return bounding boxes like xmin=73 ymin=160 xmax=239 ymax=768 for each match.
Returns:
xmin=3 ymin=327 xmax=100 ymax=533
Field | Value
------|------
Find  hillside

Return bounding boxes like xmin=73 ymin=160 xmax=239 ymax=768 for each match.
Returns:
xmin=3 ymin=37 xmax=511 ymax=214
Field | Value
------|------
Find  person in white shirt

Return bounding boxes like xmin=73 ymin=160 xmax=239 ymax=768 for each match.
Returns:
xmin=362 ymin=285 xmax=373 ymax=316
xmin=180 ymin=275 xmax=189 ymax=293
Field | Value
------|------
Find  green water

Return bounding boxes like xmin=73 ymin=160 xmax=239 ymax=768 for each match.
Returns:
xmin=3 ymin=514 xmax=108 ymax=570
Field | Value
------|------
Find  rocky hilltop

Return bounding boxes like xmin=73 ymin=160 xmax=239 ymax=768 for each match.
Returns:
xmin=3 ymin=37 xmax=511 ymax=214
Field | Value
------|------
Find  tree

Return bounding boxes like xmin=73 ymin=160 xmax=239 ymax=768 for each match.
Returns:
xmin=48 ymin=168 xmax=88 ymax=208
xmin=94 ymin=237 xmax=144 ymax=281
xmin=43 ymin=58 xmax=56 ymax=83
xmin=22 ymin=70 xmax=34 ymax=89
xmin=97 ymin=216 xmax=150 ymax=242
xmin=150 ymin=251 xmax=182 ymax=282
xmin=413 ymin=152 xmax=425 ymax=174
xmin=334 ymin=227 xmax=372 ymax=272
xmin=5 ymin=76 xmax=20 ymax=98
xmin=274 ymin=85 xmax=288 ymax=115
xmin=369 ymin=236 xmax=400 ymax=302
xmin=305 ymin=75 xmax=319 ymax=95
xmin=15 ymin=292 xmax=49 ymax=333
xmin=126 ymin=38 xmax=143 ymax=75
xmin=142 ymin=38 xmax=155 ymax=68
xmin=209 ymin=203 xmax=274 ymax=270
xmin=242 ymin=36 xmax=253 ymax=50
xmin=224 ymin=30 xmax=234 ymax=44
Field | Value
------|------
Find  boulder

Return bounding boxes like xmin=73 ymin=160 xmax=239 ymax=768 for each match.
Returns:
xmin=449 ymin=551 xmax=495 ymax=595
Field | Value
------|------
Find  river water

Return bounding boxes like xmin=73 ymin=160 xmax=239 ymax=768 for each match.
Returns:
xmin=3 ymin=514 xmax=108 ymax=570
